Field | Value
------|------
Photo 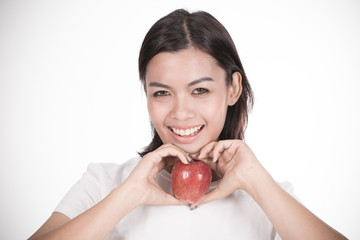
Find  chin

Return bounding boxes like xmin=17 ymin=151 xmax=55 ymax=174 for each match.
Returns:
xmin=176 ymin=144 xmax=203 ymax=155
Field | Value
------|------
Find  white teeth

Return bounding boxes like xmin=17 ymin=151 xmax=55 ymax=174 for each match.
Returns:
xmin=171 ymin=126 xmax=202 ymax=137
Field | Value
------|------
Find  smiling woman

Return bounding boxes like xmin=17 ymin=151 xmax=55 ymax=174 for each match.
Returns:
xmin=139 ymin=9 xmax=253 ymax=157
xmin=144 ymin=48 xmax=242 ymax=154
xmin=27 ymin=8 xmax=347 ymax=240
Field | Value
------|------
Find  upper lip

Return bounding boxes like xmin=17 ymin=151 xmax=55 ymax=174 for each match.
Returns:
xmin=169 ymin=125 xmax=203 ymax=130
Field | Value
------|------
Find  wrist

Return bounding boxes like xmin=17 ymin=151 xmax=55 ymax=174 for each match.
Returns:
xmin=116 ymin=181 xmax=145 ymax=207
xmin=242 ymin=163 xmax=276 ymax=200
xmin=109 ymin=181 xmax=143 ymax=217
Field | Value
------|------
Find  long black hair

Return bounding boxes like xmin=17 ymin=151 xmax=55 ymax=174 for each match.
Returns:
xmin=138 ymin=9 xmax=254 ymax=157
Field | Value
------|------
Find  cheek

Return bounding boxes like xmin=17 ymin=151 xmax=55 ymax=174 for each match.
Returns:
xmin=147 ymin=101 xmax=158 ymax=122
xmin=197 ymin=96 xmax=228 ymax=137
xmin=147 ymin=101 xmax=166 ymax=129
xmin=201 ymin=96 xmax=228 ymax=120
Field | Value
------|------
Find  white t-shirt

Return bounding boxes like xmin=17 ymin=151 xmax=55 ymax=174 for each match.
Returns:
xmin=55 ymin=157 xmax=294 ymax=240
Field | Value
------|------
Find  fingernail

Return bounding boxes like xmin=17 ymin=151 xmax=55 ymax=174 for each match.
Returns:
xmin=189 ymin=153 xmax=199 ymax=159
xmin=190 ymin=204 xmax=198 ymax=210
xmin=205 ymin=156 xmax=213 ymax=161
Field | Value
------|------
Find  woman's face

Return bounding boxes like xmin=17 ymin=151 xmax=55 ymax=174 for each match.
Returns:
xmin=145 ymin=48 xmax=239 ymax=154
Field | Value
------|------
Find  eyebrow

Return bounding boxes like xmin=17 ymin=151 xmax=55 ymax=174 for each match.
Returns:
xmin=148 ymin=82 xmax=172 ymax=89
xmin=147 ymin=77 xmax=214 ymax=89
xmin=187 ymin=77 xmax=214 ymax=87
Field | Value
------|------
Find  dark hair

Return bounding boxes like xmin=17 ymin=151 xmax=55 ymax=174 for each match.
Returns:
xmin=138 ymin=9 xmax=254 ymax=157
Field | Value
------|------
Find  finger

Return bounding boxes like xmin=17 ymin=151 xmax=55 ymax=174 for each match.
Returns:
xmin=212 ymin=140 xmax=233 ymax=162
xmin=191 ymin=187 xmax=225 ymax=208
xmin=159 ymin=193 xmax=187 ymax=206
xmin=148 ymin=184 xmax=187 ymax=206
xmin=197 ymin=141 xmax=217 ymax=160
xmin=155 ymin=185 xmax=188 ymax=206
xmin=141 ymin=147 xmax=191 ymax=179
xmin=189 ymin=153 xmax=213 ymax=167
xmin=155 ymin=144 xmax=191 ymax=165
xmin=192 ymin=181 xmax=235 ymax=208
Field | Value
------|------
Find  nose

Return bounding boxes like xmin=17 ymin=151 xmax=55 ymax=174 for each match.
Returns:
xmin=170 ymin=94 xmax=195 ymax=120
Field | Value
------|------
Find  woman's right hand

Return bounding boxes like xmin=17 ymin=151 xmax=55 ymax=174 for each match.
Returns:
xmin=123 ymin=143 xmax=191 ymax=206
xmin=28 ymin=144 xmax=190 ymax=240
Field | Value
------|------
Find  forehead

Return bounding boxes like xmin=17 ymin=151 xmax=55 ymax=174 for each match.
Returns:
xmin=145 ymin=48 xmax=225 ymax=84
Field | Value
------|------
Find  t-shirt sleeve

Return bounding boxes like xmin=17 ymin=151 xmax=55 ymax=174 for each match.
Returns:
xmin=54 ymin=163 xmax=104 ymax=219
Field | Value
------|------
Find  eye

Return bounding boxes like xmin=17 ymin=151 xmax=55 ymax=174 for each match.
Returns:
xmin=192 ymin=88 xmax=209 ymax=95
xmin=153 ymin=90 xmax=170 ymax=97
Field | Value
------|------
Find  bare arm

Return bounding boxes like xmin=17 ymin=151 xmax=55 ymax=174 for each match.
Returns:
xmin=28 ymin=183 xmax=140 ymax=240
xmin=246 ymin=163 xmax=346 ymax=240
xmin=194 ymin=140 xmax=347 ymax=240
xmin=28 ymin=212 xmax=70 ymax=240
xmin=28 ymin=144 xmax=190 ymax=240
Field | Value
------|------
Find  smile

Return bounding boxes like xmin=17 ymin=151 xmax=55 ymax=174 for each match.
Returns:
xmin=170 ymin=126 xmax=203 ymax=137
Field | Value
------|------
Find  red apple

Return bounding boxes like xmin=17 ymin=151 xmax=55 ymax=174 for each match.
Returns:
xmin=171 ymin=159 xmax=212 ymax=203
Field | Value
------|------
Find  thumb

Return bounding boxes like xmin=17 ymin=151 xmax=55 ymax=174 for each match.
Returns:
xmin=191 ymin=179 xmax=237 ymax=209
xmin=191 ymin=187 xmax=225 ymax=209
xmin=158 ymin=193 xmax=187 ymax=206
xmin=151 ymin=185 xmax=187 ymax=206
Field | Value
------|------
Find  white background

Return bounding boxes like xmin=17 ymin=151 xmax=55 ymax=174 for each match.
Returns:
xmin=1 ymin=0 xmax=359 ymax=239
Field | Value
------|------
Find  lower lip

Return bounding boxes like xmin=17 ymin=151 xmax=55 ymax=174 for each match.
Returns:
xmin=169 ymin=127 xmax=203 ymax=144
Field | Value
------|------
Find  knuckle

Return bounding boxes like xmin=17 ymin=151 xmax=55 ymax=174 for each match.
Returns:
xmin=161 ymin=143 xmax=172 ymax=148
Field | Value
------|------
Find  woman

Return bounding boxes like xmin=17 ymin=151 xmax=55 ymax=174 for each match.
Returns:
xmin=29 ymin=9 xmax=346 ymax=240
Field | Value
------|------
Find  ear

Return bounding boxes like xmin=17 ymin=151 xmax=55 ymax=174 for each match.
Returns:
xmin=227 ymin=72 xmax=242 ymax=106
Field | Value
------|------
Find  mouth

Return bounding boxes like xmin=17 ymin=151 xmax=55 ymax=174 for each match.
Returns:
xmin=169 ymin=125 xmax=204 ymax=137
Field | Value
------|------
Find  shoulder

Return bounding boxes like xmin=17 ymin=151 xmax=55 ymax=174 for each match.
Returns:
xmin=72 ymin=156 xmax=142 ymax=199
xmin=54 ymin=157 xmax=142 ymax=219
xmin=85 ymin=156 xmax=142 ymax=186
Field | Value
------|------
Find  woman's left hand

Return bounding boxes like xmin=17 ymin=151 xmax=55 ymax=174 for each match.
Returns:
xmin=191 ymin=140 xmax=348 ymax=240
xmin=191 ymin=140 xmax=264 ymax=208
